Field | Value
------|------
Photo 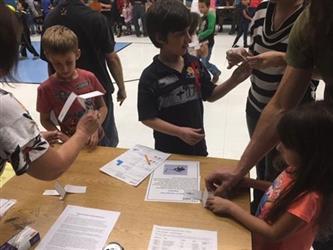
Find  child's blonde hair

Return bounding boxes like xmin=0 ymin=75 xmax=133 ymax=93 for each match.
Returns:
xmin=42 ymin=25 xmax=78 ymax=55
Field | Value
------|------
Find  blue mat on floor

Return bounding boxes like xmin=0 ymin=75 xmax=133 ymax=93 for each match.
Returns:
xmin=10 ymin=41 xmax=131 ymax=84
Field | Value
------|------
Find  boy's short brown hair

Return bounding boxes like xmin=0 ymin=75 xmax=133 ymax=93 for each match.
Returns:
xmin=42 ymin=25 xmax=78 ymax=55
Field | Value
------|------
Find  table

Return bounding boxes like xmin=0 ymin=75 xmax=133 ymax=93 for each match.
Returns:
xmin=0 ymin=147 xmax=251 ymax=249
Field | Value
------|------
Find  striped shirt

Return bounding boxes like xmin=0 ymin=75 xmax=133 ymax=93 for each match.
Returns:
xmin=246 ymin=1 xmax=313 ymax=118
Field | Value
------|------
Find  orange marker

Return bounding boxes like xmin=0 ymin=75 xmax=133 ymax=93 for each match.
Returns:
xmin=144 ymin=154 xmax=151 ymax=165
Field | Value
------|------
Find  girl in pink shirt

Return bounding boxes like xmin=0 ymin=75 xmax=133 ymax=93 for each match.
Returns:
xmin=206 ymin=101 xmax=333 ymax=250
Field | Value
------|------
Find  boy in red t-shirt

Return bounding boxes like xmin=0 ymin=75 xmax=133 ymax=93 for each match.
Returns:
xmin=37 ymin=25 xmax=108 ymax=148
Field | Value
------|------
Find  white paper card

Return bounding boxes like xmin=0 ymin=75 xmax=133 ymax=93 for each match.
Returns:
xmin=43 ymin=184 xmax=87 ymax=197
xmin=145 ymin=160 xmax=200 ymax=203
xmin=58 ymin=92 xmax=77 ymax=122
xmin=201 ymin=188 xmax=213 ymax=207
xmin=78 ymin=91 xmax=104 ymax=100
xmin=0 ymin=198 xmax=16 ymax=217
xmin=148 ymin=225 xmax=218 ymax=250
xmin=64 ymin=185 xmax=87 ymax=193
xmin=58 ymin=91 xmax=104 ymax=121
xmin=42 ymin=190 xmax=59 ymax=196
xmin=36 ymin=205 xmax=120 ymax=250
xmin=100 ymin=144 xmax=170 ymax=186
xmin=55 ymin=181 xmax=66 ymax=200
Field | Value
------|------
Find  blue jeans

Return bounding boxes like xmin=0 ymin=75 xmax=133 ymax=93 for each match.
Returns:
xmin=201 ymin=45 xmax=221 ymax=77
xmin=99 ymin=94 xmax=119 ymax=147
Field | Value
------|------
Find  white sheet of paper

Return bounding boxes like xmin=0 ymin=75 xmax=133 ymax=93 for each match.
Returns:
xmin=42 ymin=190 xmax=59 ymax=196
xmin=148 ymin=225 xmax=218 ymax=250
xmin=43 ymin=185 xmax=87 ymax=196
xmin=145 ymin=160 xmax=200 ymax=203
xmin=36 ymin=205 xmax=120 ymax=250
xmin=100 ymin=144 xmax=170 ymax=186
xmin=201 ymin=188 xmax=213 ymax=207
xmin=64 ymin=185 xmax=87 ymax=193
xmin=0 ymin=198 xmax=16 ymax=217
xmin=58 ymin=92 xmax=77 ymax=122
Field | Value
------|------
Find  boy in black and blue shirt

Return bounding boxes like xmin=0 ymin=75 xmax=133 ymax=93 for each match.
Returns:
xmin=137 ymin=0 xmax=251 ymax=156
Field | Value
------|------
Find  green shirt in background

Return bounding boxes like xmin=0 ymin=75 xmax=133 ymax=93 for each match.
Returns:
xmin=198 ymin=11 xmax=216 ymax=47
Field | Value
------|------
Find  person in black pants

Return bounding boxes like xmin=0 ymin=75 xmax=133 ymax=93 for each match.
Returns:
xmin=132 ymin=0 xmax=147 ymax=37
xmin=17 ymin=0 xmax=39 ymax=59
xmin=229 ymin=0 xmax=241 ymax=35
xmin=232 ymin=0 xmax=251 ymax=48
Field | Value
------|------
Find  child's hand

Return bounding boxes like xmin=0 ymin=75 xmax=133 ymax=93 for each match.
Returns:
xmin=40 ymin=130 xmax=69 ymax=145
xmin=57 ymin=131 xmax=69 ymax=143
xmin=226 ymin=48 xmax=250 ymax=69
xmin=87 ymin=130 xmax=99 ymax=149
xmin=230 ymin=62 xmax=252 ymax=83
xmin=178 ymin=127 xmax=205 ymax=146
xmin=205 ymin=196 xmax=235 ymax=216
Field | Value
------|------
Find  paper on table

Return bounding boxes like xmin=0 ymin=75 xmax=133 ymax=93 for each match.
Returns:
xmin=148 ymin=225 xmax=218 ymax=250
xmin=42 ymin=190 xmax=59 ymax=196
xmin=58 ymin=91 xmax=104 ymax=122
xmin=36 ymin=205 xmax=120 ymax=250
xmin=0 ymin=199 xmax=16 ymax=217
xmin=43 ymin=184 xmax=87 ymax=197
xmin=100 ymin=144 xmax=170 ymax=186
xmin=145 ymin=160 xmax=200 ymax=203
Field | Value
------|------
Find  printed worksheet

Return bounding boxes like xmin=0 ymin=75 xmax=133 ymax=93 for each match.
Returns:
xmin=148 ymin=225 xmax=217 ymax=250
xmin=145 ymin=160 xmax=200 ymax=203
xmin=100 ymin=145 xmax=170 ymax=186
xmin=36 ymin=205 xmax=120 ymax=250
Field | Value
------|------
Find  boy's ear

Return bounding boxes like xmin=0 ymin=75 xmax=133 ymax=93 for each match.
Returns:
xmin=155 ymin=33 xmax=166 ymax=46
xmin=76 ymin=49 xmax=81 ymax=60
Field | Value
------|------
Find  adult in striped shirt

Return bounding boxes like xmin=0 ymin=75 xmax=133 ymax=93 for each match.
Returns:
xmin=226 ymin=0 xmax=317 ymax=211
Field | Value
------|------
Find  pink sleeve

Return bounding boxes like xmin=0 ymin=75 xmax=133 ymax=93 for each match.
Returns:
xmin=36 ymin=84 xmax=52 ymax=113
xmin=287 ymin=192 xmax=322 ymax=223
xmin=210 ymin=0 xmax=216 ymax=9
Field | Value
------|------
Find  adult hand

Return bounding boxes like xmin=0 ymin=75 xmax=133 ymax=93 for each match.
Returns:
xmin=246 ymin=51 xmax=286 ymax=69
xmin=75 ymin=110 xmax=99 ymax=137
xmin=178 ymin=127 xmax=205 ymax=146
xmin=205 ymin=196 xmax=235 ymax=216
xmin=205 ymin=169 xmax=243 ymax=197
xmin=117 ymin=88 xmax=127 ymax=106
xmin=226 ymin=47 xmax=250 ymax=69
xmin=230 ymin=62 xmax=252 ymax=83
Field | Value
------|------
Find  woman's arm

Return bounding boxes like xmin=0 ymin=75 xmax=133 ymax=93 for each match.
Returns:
xmin=27 ymin=111 xmax=99 ymax=180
